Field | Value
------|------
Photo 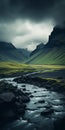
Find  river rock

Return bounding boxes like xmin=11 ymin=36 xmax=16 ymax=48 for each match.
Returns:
xmin=38 ymin=99 xmax=45 ymax=103
xmin=30 ymin=95 xmax=34 ymax=98
xmin=24 ymin=92 xmax=31 ymax=96
xmin=19 ymin=95 xmax=30 ymax=102
xmin=22 ymin=85 xmax=26 ymax=87
xmin=0 ymin=92 xmax=15 ymax=103
xmin=0 ymin=81 xmax=30 ymax=124
xmin=54 ymin=116 xmax=65 ymax=130
xmin=3 ymin=110 xmax=16 ymax=120
xmin=34 ymin=91 xmax=37 ymax=93
xmin=41 ymin=108 xmax=54 ymax=116
xmin=23 ymin=88 xmax=26 ymax=91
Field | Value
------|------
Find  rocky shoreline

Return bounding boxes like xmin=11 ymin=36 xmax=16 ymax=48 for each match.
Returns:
xmin=0 ymin=80 xmax=30 ymax=125
xmin=14 ymin=75 xmax=65 ymax=93
xmin=13 ymin=75 xmax=65 ymax=130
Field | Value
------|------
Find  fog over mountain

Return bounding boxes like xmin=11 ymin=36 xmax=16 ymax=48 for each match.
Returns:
xmin=0 ymin=0 xmax=65 ymax=50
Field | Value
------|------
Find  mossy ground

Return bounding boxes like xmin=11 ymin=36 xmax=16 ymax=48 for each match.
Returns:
xmin=26 ymin=48 xmax=65 ymax=65
xmin=0 ymin=62 xmax=65 ymax=75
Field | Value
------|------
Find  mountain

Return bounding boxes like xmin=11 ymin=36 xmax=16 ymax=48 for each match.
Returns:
xmin=46 ymin=26 xmax=65 ymax=48
xmin=26 ymin=26 xmax=65 ymax=65
xmin=18 ymin=48 xmax=30 ymax=57
xmin=30 ymin=43 xmax=44 ymax=56
xmin=0 ymin=41 xmax=27 ymax=62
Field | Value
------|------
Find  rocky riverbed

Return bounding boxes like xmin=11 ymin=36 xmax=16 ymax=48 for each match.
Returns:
xmin=14 ymin=75 xmax=65 ymax=93
xmin=0 ymin=80 xmax=30 ymax=127
xmin=0 ymin=76 xmax=65 ymax=130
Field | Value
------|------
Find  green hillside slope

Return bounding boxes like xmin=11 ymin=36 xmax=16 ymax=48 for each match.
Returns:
xmin=26 ymin=47 xmax=65 ymax=65
xmin=26 ymin=26 xmax=65 ymax=65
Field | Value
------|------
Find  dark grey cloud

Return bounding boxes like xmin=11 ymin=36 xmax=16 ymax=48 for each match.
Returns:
xmin=0 ymin=0 xmax=65 ymax=50
xmin=0 ymin=0 xmax=65 ymax=24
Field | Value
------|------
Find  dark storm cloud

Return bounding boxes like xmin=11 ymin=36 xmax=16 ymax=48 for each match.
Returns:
xmin=0 ymin=0 xmax=65 ymax=24
xmin=0 ymin=0 xmax=65 ymax=50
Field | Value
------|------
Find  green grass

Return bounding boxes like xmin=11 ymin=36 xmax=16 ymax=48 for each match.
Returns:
xmin=0 ymin=62 xmax=35 ymax=74
xmin=26 ymin=47 xmax=65 ymax=65
xmin=39 ymin=77 xmax=65 ymax=88
xmin=0 ymin=62 xmax=65 ymax=75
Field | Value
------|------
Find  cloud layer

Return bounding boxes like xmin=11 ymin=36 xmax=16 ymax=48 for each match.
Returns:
xmin=0 ymin=0 xmax=65 ymax=50
xmin=0 ymin=0 xmax=65 ymax=23
xmin=0 ymin=20 xmax=54 ymax=50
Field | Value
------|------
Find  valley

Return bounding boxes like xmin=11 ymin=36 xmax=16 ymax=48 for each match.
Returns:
xmin=0 ymin=26 xmax=65 ymax=130
xmin=0 ymin=0 xmax=65 ymax=130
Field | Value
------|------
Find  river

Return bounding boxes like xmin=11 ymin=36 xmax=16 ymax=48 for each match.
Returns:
xmin=0 ymin=77 xmax=65 ymax=130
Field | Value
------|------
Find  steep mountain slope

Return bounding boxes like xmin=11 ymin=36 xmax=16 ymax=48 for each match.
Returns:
xmin=30 ymin=43 xmax=44 ymax=56
xmin=0 ymin=42 xmax=27 ymax=62
xmin=27 ymin=26 xmax=65 ymax=65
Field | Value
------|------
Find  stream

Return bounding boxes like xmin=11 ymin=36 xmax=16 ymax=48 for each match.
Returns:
xmin=1 ymin=77 xmax=65 ymax=130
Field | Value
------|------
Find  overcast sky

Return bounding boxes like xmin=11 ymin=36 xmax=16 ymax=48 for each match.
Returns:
xmin=0 ymin=0 xmax=65 ymax=50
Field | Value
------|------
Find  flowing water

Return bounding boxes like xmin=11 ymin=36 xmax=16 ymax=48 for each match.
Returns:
xmin=0 ymin=77 xmax=65 ymax=130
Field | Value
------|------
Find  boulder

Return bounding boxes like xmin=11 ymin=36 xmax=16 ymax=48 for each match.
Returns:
xmin=54 ymin=116 xmax=65 ymax=130
xmin=0 ymin=92 xmax=15 ymax=103
xmin=19 ymin=95 xmax=30 ymax=102
xmin=23 ymin=88 xmax=26 ymax=91
xmin=0 ymin=81 xmax=30 ymax=124
xmin=30 ymin=95 xmax=34 ymax=98
xmin=22 ymin=85 xmax=26 ymax=87
xmin=41 ymin=108 xmax=54 ymax=116
xmin=38 ymin=99 xmax=45 ymax=103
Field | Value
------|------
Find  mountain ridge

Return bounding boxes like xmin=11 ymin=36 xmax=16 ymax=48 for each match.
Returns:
xmin=0 ymin=41 xmax=28 ymax=62
xmin=26 ymin=26 xmax=65 ymax=65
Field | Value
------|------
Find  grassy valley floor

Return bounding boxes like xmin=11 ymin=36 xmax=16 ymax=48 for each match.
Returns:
xmin=0 ymin=62 xmax=65 ymax=92
xmin=0 ymin=62 xmax=65 ymax=78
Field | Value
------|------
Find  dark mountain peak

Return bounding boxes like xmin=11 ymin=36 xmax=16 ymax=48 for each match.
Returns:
xmin=36 ymin=43 xmax=45 ymax=49
xmin=27 ymin=25 xmax=65 ymax=65
xmin=51 ymin=26 xmax=65 ymax=37
xmin=0 ymin=41 xmax=16 ymax=50
xmin=46 ymin=26 xmax=65 ymax=48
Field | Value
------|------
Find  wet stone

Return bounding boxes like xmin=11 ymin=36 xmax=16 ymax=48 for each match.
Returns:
xmin=38 ymin=100 xmax=45 ymax=103
xmin=25 ymin=92 xmax=31 ymax=96
xmin=22 ymin=85 xmax=26 ymax=87
xmin=41 ymin=108 xmax=54 ymax=116
xmin=34 ymin=91 xmax=37 ymax=93
xmin=30 ymin=95 xmax=34 ymax=98
xmin=23 ymin=88 xmax=26 ymax=91
xmin=0 ymin=81 xmax=30 ymax=124
xmin=0 ymin=92 xmax=15 ymax=103
xmin=54 ymin=116 xmax=65 ymax=130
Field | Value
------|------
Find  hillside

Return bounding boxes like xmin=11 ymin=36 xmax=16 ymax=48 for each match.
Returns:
xmin=26 ymin=26 xmax=65 ymax=65
xmin=0 ymin=42 xmax=27 ymax=62
xmin=30 ymin=43 xmax=44 ymax=56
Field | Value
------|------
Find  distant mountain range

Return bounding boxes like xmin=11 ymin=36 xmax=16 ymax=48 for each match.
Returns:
xmin=0 ymin=26 xmax=65 ymax=64
xmin=0 ymin=42 xmax=30 ymax=62
xmin=18 ymin=48 xmax=30 ymax=57
xmin=26 ymin=26 xmax=65 ymax=65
